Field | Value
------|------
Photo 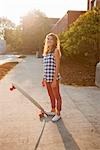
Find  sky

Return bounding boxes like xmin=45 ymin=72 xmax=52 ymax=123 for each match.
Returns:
xmin=0 ymin=0 xmax=87 ymax=24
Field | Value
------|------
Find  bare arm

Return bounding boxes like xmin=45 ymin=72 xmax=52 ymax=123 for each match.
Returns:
xmin=53 ymin=48 xmax=61 ymax=80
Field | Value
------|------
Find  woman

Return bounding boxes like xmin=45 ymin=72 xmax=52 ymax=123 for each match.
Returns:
xmin=42 ymin=33 xmax=62 ymax=122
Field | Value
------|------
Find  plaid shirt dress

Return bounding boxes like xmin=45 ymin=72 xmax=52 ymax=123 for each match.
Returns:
xmin=43 ymin=52 xmax=61 ymax=82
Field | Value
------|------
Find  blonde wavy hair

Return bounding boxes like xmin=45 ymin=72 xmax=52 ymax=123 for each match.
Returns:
xmin=43 ymin=33 xmax=61 ymax=56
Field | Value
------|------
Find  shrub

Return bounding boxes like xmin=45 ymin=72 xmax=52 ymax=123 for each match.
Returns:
xmin=59 ymin=7 xmax=100 ymax=63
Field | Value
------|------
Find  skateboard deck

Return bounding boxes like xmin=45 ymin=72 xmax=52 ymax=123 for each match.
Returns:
xmin=10 ymin=83 xmax=48 ymax=117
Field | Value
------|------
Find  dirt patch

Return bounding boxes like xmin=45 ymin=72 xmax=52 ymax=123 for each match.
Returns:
xmin=60 ymin=57 xmax=96 ymax=86
xmin=0 ymin=62 xmax=18 ymax=80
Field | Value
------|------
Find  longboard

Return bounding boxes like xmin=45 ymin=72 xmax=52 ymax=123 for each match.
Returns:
xmin=10 ymin=83 xmax=48 ymax=117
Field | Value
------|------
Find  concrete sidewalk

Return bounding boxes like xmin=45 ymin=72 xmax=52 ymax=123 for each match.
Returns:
xmin=0 ymin=56 xmax=100 ymax=150
xmin=0 ymin=55 xmax=23 ymax=65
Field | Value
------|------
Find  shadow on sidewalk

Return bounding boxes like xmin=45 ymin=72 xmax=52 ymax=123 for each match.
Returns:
xmin=56 ymin=119 xmax=80 ymax=150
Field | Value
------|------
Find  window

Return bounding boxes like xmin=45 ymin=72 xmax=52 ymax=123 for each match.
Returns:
xmin=94 ymin=0 xmax=97 ymax=6
xmin=91 ymin=0 xmax=96 ymax=9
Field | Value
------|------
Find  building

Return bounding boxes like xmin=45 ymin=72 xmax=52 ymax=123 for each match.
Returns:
xmin=22 ymin=17 xmax=59 ymax=32
xmin=51 ymin=0 xmax=100 ymax=34
xmin=87 ymin=0 xmax=100 ymax=10
xmin=51 ymin=11 xmax=86 ymax=34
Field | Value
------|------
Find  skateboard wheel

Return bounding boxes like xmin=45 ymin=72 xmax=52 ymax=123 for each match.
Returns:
xmin=12 ymin=85 xmax=16 ymax=89
xmin=10 ymin=87 xmax=13 ymax=91
xmin=10 ymin=85 xmax=16 ymax=91
xmin=39 ymin=113 xmax=44 ymax=118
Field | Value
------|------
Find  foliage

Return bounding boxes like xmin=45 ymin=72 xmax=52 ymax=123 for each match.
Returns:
xmin=21 ymin=10 xmax=51 ymax=53
xmin=59 ymin=7 xmax=100 ymax=63
xmin=5 ymin=26 xmax=23 ymax=53
xmin=4 ymin=10 xmax=51 ymax=54
xmin=0 ymin=17 xmax=15 ymax=39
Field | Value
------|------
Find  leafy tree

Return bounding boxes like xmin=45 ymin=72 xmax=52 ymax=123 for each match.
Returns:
xmin=59 ymin=7 xmax=100 ymax=63
xmin=5 ymin=26 xmax=23 ymax=53
xmin=4 ymin=10 xmax=50 ymax=54
xmin=0 ymin=17 xmax=15 ymax=39
xmin=21 ymin=10 xmax=51 ymax=54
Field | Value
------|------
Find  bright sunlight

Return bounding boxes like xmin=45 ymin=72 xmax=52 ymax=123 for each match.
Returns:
xmin=0 ymin=0 xmax=87 ymax=24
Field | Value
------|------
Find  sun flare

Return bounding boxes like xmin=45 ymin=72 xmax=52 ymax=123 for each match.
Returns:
xmin=0 ymin=0 xmax=87 ymax=24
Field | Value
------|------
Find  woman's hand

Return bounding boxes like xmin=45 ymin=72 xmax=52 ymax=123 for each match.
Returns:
xmin=42 ymin=79 xmax=46 ymax=87
xmin=51 ymin=79 xmax=57 ymax=88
